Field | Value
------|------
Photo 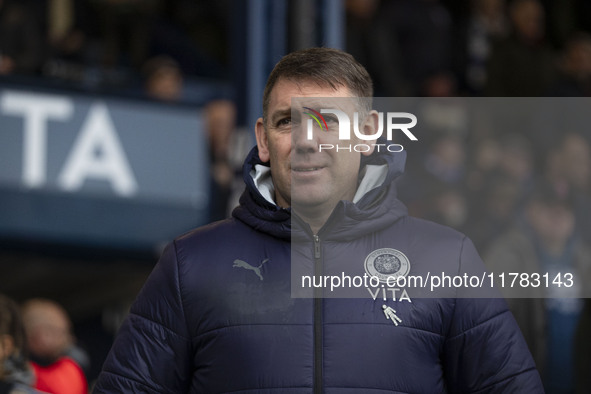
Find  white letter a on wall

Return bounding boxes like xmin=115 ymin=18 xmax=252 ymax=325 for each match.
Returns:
xmin=58 ymin=103 xmax=138 ymax=197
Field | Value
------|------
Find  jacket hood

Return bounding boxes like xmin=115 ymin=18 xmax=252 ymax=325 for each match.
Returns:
xmin=232 ymin=141 xmax=408 ymax=241
xmin=232 ymin=148 xmax=292 ymax=240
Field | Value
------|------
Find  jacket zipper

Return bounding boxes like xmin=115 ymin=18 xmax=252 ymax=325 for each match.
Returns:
xmin=313 ymin=235 xmax=323 ymax=394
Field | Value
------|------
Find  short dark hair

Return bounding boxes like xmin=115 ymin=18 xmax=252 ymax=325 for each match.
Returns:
xmin=262 ymin=47 xmax=373 ymax=122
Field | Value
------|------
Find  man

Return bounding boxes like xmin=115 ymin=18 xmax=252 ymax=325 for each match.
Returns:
xmin=94 ymin=48 xmax=543 ymax=393
xmin=21 ymin=299 xmax=88 ymax=394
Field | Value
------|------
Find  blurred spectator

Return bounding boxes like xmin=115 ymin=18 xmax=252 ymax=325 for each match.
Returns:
xmin=466 ymin=172 xmax=522 ymax=250
xmin=0 ymin=0 xmax=46 ymax=75
xmin=497 ymin=133 xmax=535 ymax=192
xmin=426 ymin=185 xmax=469 ymax=230
xmin=0 ymin=294 xmax=40 ymax=394
xmin=150 ymin=0 xmax=229 ymax=79
xmin=89 ymin=0 xmax=160 ymax=71
xmin=484 ymin=185 xmax=591 ymax=393
xmin=345 ymin=0 xmax=408 ymax=96
xmin=47 ymin=0 xmax=74 ymax=46
xmin=552 ymin=133 xmax=591 ymax=194
xmin=463 ymin=133 xmax=535 ymax=250
xmin=381 ymin=0 xmax=454 ymax=95
xmin=486 ymin=0 xmax=557 ymax=96
xmin=21 ymin=299 xmax=87 ymax=394
xmin=545 ymin=133 xmax=591 ymax=245
xmin=549 ymin=32 xmax=591 ymax=96
xmin=399 ymin=133 xmax=468 ymax=227
xmin=414 ymin=95 xmax=468 ymax=167
xmin=457 ymin=0 xmax=509 ymax=94
xmin=43 ymin=0 xmax=138 ymax=89
xmin=420 ymin=134 xmax=469 ymax=229
xmin=414 ymin=96 xmax=468 ymax=159
xmin=142 ymin=55 xmax=184 ymax=101
xmin=44 ymin=0 xmax=96 ymax=74
xmin=466 ymin=137 xmax=502 ymax=193
xmin=423 ymin=134 xmax=467 ymax=186
xmin=204 ymin=99 xmax=252 ymax=220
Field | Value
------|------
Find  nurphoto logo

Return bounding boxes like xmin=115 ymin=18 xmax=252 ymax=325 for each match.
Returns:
xmin=304 ymin=108 xmax=418 ymax=153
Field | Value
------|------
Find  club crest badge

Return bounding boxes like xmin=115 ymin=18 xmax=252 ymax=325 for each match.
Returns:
xmin=364 ymin=248 xmax=410 ymax=283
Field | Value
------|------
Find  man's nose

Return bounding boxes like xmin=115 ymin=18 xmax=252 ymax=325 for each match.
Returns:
xmin=292 ymin=119 xmax=320 ymax=153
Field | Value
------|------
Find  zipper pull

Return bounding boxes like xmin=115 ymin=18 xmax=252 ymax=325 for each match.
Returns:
xmin=313 ymin=235 xmax=321 ymax=259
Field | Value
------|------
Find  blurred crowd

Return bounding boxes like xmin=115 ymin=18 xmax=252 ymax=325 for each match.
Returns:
xmin=347 ymin=4 xmax=591 ymax=391
xmin=345 ymin=2 xmax=591 ymax=391
xmin=395 ymin=103 xmax=591 ymax=391
xmin=2 ymin=0 xmax=591 ymax=393
xmin=1 ymin=0 xmax=588 ymax=101
xmin=0 ymin=0 xmax=229 ymax=100
xmin=1 ymin=295 xmax=88 ymax=393
xmin=347 ymin=0 xmax=591 ymax=97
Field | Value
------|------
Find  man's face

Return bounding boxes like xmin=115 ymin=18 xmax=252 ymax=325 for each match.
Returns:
xmin=255 ymin=78 xmax=376 ymax=212
xmin=24 ymin=304 xmax=71 ymax=360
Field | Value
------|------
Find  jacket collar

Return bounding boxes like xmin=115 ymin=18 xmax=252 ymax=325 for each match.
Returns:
xmin=232 ymin=142 xmax=408 ymax=241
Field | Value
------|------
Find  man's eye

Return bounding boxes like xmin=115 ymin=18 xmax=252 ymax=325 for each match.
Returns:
xmin=276 ymin=117 xmax=291 ymax=127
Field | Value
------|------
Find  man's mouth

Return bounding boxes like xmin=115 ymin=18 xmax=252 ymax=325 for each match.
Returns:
xmin=293 ymin=167 xmax=322 ymax=172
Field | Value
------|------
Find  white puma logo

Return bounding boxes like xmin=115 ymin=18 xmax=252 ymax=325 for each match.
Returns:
xmin=233 ymin=258 xmax=269 ymax=281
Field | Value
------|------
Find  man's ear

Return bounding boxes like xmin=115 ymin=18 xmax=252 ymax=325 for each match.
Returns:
xmin=255 ymin=117 xmax=270 ymax=162
xmin=359 ymin=110 xmax=380 ymax=156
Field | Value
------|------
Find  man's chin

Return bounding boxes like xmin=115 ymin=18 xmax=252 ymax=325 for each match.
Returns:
xmin=291 ymin=193 xmax=330 ymax=211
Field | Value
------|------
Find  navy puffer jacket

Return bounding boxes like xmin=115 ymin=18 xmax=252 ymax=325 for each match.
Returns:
xmin=94 ymin=146 xmax=543 ymax=393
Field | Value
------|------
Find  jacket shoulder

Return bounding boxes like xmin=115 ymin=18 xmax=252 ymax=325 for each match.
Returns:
xmin=94 ymin=221 xmax=261 ymax=392
xmin=394 ymin=216 xmax=474 ymax=275
xmin=402 ymin=216 xmax=466 ymax=244
xmin=172 ymin=217 xmax=284 ymax=265
xmin=175 ymin=217 xmax=248 ymax=244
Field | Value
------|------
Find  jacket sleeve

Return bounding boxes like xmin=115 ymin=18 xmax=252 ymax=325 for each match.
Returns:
xmin=93 ymin=242 xmax=192 ymax=393
xmin=443 ymin=237 xmax=544 ymax=393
